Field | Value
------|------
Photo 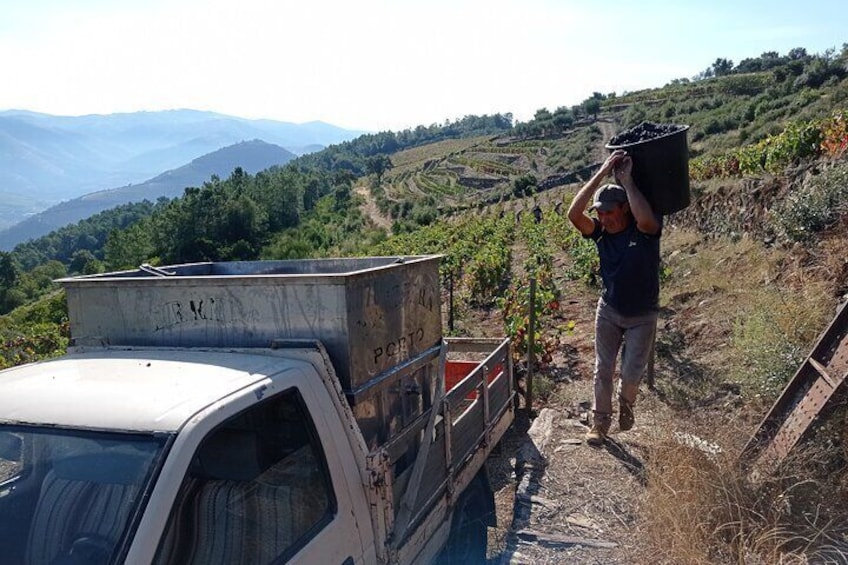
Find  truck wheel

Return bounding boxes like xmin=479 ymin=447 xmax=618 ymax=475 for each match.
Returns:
xmin=439 ymin=477 xmax=489 ymax=564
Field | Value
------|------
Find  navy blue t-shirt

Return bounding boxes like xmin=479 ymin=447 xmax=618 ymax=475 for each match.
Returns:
xmin=587 ymin=217 xmax=662 ymax=316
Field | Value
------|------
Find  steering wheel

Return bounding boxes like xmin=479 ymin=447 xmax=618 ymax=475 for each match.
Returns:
xmin=65 ymin=534 xmax=113 ymax=565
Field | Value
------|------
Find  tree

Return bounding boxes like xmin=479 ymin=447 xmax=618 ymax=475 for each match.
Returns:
xmin=16 ymin=261 xmax=66 ymax=300
xmin=0 ymin=252 xmax=17 ymax=290
xmin=534 ymin=108 xmax=552 ymax=122
xmin=712 ymin=57 xmax=734 ymax=77
xmin=788 ymin=47 xmax=809 ymax=60
xmin=332 ymin=170 xmax=356 ymax=212
xmin=303 ymin=177 xmax=322 ymax=211
xmin=694 ymin=67 xmax=715 ymax=81
xmin=513 ymin=174 xmax=537 ymax=197
xmin=104 ymin=223 xmax=155 ymax=270
xmin=69 ymin=249 xmax=101 ymax=275
xmin=0 ymin=251 xmax=19 ymax=314
xmin=219 ymin=194 xmax=268 ymax=260
xmin=253 ymin=168 xmax=306 ymax=231
xmin=552 ymin=106 xmax=575 ymax=130
xmin=793 ymin=55 xmax=846 ymax=89
xmin=583 ymin=98 xmax=602 ymax=119
xmin=366 ymin=154 xmax=393 ymax=185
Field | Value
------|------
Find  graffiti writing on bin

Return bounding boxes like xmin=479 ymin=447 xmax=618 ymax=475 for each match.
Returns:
xmin=363 ymin=278 xmax=437 ymax=313
xmin=151 ymin=297 xmax=255 ymax=332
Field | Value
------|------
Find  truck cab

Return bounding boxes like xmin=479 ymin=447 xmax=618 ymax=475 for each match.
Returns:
xmin=0 ymin=348 xmax=376 ymax=564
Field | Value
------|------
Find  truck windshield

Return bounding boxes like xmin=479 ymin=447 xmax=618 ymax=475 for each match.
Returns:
xmin=0 ymin=425 xmax=166 ymax=565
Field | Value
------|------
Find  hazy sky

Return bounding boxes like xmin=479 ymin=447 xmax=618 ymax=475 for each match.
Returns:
xmin=1 ymin=0 xmax=845 ymax=132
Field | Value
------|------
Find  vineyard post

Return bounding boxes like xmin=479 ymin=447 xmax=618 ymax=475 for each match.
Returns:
xmin=448 ymin=270 xmax=455 ymax=333
xmin=526 ymin=276 xmax=536 ymax=412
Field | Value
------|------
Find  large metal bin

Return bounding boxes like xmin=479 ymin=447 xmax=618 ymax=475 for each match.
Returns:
xmin=58 ymin=256 xmax=443 ymax=395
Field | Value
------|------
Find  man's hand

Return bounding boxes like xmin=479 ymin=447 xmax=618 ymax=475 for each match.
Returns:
xmin=613 ymin=154 xmax=633 ymax=185
xmin=613 ymin=155 xmax=661 ymax=235
xmin=601 ymin=149 xmax=628 ymax=178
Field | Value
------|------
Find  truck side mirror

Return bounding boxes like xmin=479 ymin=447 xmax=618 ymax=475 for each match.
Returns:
xmin=0 ymin=432 xmax=23 ymax=462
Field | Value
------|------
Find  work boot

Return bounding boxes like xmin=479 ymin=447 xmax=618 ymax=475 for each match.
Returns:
xmin=585 ymin=413 xmax=610 ymax=446
xmin=585 ymin=423 xmax=608 ymax=446
xmin=619 ymin=396 xmax=635 ymax=431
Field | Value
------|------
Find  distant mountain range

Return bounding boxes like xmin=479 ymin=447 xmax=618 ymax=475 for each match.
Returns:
xmin=0 ymin=139 xmax=297 ymax=250
xmin=0 ymin=109 xmax=366 ymax=229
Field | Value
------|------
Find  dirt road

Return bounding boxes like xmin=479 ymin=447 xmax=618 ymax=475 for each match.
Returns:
xmin=354 ymin=183 xmax=392 ymax=230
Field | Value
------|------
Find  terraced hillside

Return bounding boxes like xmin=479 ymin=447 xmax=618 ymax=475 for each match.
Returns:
xmin=377 ymin=123 xmax=603 ymax=213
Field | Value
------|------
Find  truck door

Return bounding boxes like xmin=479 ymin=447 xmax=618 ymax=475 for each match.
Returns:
xmin=151 ymin=385 xmax=365 ymax=564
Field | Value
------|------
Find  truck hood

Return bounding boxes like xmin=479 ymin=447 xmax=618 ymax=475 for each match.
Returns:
xmin=0 ymin=349 xmax=305 ymax=432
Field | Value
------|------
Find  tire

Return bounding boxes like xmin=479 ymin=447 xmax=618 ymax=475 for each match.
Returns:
xmin=438 ymin=476 xmax=490 ymax=565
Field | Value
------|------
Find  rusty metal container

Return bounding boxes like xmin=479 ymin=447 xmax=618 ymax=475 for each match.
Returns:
xmin=58 ymin=256 xmax=443 ymax=395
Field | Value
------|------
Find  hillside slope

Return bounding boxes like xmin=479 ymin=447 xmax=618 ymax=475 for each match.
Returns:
xmin=356 ymin=61 xmax=848 ymax=558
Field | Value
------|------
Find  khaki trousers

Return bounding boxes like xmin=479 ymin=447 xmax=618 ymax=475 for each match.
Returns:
xmin=592 ymin=298 xmax=657 ymax=424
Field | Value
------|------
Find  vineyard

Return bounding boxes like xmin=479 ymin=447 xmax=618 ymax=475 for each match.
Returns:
xmin=690 ymin=108 xmax=848 ymax=179
xmin=369 ymin=196 xmax=599 ymax=370
xmin=366 ymin=101 xmax=848 ymax=381
xmin=372 ymin=154 xmax=848 ymax=563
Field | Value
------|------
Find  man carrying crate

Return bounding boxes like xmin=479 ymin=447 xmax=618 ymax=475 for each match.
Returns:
xmin=567 ymin=149 xmax=662 ymax=445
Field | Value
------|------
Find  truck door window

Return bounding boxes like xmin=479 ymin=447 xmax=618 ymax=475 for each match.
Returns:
xmin=154 ymin=387 xmax=336 ymax=564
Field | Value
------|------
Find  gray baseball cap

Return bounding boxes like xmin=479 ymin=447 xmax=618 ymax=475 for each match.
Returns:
xmin=590 ymin=183 xmax=628 ymax=212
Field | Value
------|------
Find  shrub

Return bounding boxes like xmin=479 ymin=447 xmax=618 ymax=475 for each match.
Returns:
xmin=731 ymin=308 xmax=808 ymax=400
xmin=820 ymin=109 xmax=848 ymax=157
xmin=0 ymin=292 xmax=70 ymax=369
xmin=410 ymin=204 xmax=438 ymax=226
xmin=690 ymin=109 xmax=846 ymax=181
xmin=513 ymin=174 xmax=537 ymax=197
xmin=730 ymin=283 xmax=830 ymax=402
xmin=770 ymin=163 xmax=848 ymax=241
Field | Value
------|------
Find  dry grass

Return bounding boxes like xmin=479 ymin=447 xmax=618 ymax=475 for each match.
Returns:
xmin=728 ymin=279 xmax=832 ymax=402
xmin=636 ymin=426 xmax=848 ymax=565
xmin=661 ymin=230 xmax=785 ymax=317
xmin=631 ymin=223 xmax=848 ymax=564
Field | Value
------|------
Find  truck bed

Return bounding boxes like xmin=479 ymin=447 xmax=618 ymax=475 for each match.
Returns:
xmin=370 ymin=337 xmax=514 ymax=561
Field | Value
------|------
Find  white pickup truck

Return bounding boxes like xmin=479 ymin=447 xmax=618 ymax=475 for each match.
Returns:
xmin=0 ymin=256 xmax=514 ymax=565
